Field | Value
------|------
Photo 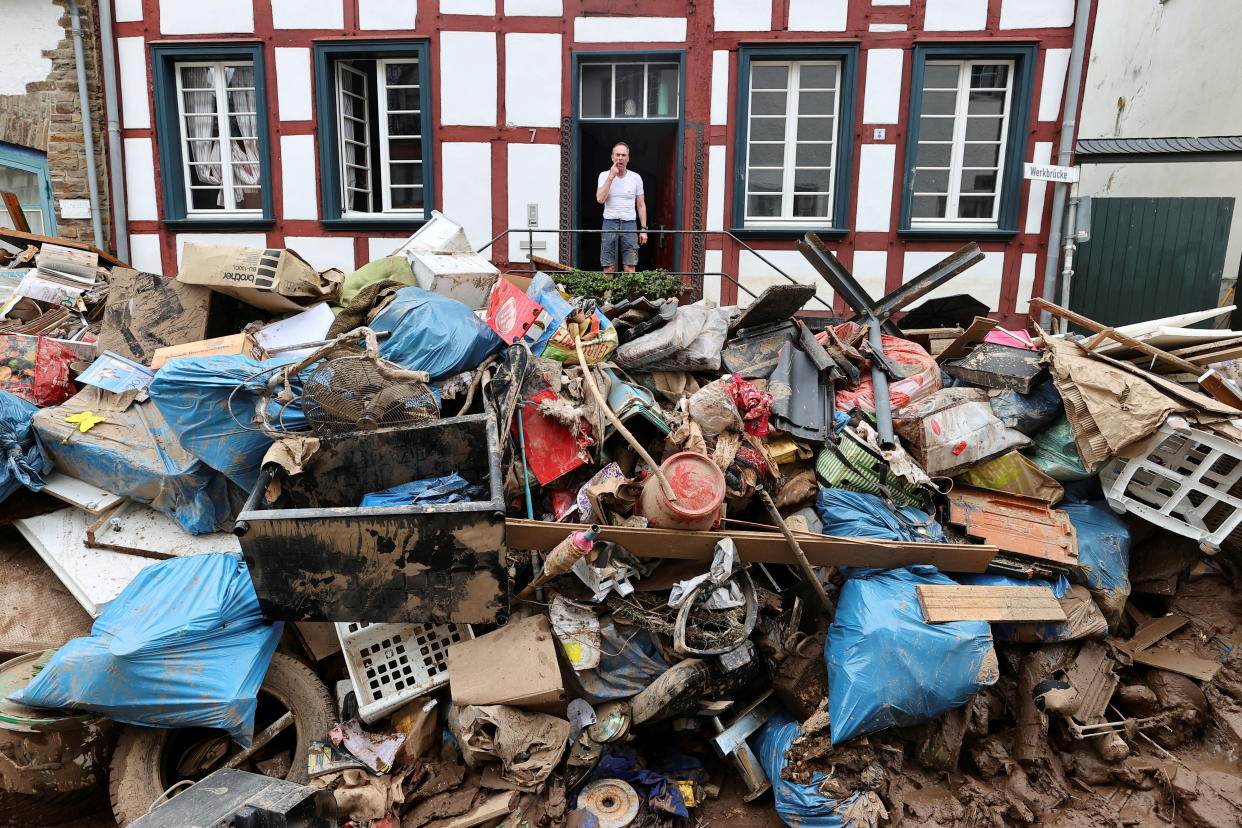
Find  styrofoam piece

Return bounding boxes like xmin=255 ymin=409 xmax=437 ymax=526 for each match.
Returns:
xmin=405 ymin=249 xmax=499 ymax=309
xmin=336 ymin=620 xmax=473 ymax=724
xmin=39 ymin=472 xmax=124 ymax=514
xmin=1099 ymin=416 xmax=1242 ymax=553
xmin=14 ymin=505 xmax=239 ymax=616
xmin=388 ymin=210 xmax=473 ymax=257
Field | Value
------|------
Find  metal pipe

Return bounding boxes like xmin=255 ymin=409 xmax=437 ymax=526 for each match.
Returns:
xmin=867 ymin=318 xmax=896 ymax=448
xmin=66 ymin=0 xmax=105 ymax=249
xmin=96 ymin=0 xmax=129 ymax=262
xmin=1038 ymin=0 xmax=1092 ymax=330
xmin=1058 ymin=181 xmax=1080 ymax=308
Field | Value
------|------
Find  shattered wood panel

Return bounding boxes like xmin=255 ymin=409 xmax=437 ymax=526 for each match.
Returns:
xmin=1129 ymin=647 xmax=1222 ymax=682
xmin=241 ymin=512 xmax=506 ymax=625
xmin=915 ymin=585 xmax=1067 ymax=623
xmin=1066 ymin=640 xmax=1118 ymax=724
xmin=946 ymin=488 xmax=1080 ymax=569
xmin=504 ymin=519 xmax=997 ymax=572
xmin=1124 ymin=614 xmax=1190 ymax=652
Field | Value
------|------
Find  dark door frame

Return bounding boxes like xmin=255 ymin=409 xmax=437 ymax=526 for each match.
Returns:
xmin=570 ymin=50 xmax=686 ymax=272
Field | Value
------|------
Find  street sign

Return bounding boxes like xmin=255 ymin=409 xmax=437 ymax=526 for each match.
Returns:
xmin=1024 ymin=162 xmax=1079 ymax=183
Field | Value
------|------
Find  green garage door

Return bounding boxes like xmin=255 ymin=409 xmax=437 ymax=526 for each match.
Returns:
xmin=1070 ymin=197 xmax=1234 ymax=327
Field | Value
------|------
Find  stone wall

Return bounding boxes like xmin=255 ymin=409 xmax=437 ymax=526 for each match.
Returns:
xmin=0 ymin=0 xmax=111 ymax=250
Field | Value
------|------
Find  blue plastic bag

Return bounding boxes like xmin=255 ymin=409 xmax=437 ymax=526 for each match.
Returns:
xmin=361 ymin=472 xmax=485 ymax=506
xmin=577 ymin=622 xmax=669 ymax=700
xmin=370 ymin=287 xmax=503 ymax=379
xmin=816 ymin=488 xmax=945 ymax=544
xmin=827 ymin=566 xmax=996 ymax=744
xmin=9 ymin=552 xmax=281 ymax=746
xmin=750 ymin=710 xmax=874 ymax=827
xmin=1062 ymin=498 xmax=1131 ymax=622
xmin=524 ymin=273 xmax=615 ymax=358
xmin=989 ymin=377 xmax=1062 ymax=434
xmin=0 ymin=389 xmax=50 ymax=503
xmin=149 ymin=354 xmax=308 ymax=491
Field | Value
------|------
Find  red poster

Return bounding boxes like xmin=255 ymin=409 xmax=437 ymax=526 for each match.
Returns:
xmin=486 ymin=278 xmax=544 ymax=344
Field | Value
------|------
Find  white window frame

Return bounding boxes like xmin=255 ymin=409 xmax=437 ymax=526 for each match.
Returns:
xmin=336 ymin=62 xmax=373 ymax=216
xmin=742 ymin=59 xmax=842 ymax=227
xmin=910 ymin=59 xmax=1015 ymax=229
xmin=333 ymin=57 xmax=424 ymax=218
xmin=578 ymin=61 xmax=680 ymax=120
xmin=174 ymin=59 xmax=261 ymax=217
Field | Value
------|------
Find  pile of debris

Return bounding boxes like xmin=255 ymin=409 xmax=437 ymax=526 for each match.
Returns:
xmin=0 ymin=214 xmax=1240 ymax=828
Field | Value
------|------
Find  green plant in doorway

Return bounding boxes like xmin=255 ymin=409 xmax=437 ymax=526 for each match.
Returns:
xmin=554 ymin=268 xmax=686 ymax=302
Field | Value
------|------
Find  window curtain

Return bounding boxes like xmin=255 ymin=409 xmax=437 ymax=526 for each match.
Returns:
xmin=182 ymin=66 xmax=223 ymax=204
xmin=228 ymin=85 xmax=260 ymax=205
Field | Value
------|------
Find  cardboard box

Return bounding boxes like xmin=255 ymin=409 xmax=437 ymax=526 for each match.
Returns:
xmin=447 ymin=614 xmax=567 ymax=714
xmin=177 ymin=243 xmax=343 ymax=313
xmin=150 ymin=333 xmax=266 ymax=370
xmin=98 ymin=269 xmax=216 ymax=364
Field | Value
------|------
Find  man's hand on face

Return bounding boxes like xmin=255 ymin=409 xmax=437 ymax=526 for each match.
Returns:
xmin=611 ymin=161 xmax=625 ymax=176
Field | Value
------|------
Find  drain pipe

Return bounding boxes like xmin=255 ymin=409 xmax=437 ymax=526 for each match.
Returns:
xmin=96 ymin=0 xmax=129 ymax=262
xmin=66 ymin=0 xmax=105 ymax=250
xmin=1038 ymin=0 xmax=1092 ymax=330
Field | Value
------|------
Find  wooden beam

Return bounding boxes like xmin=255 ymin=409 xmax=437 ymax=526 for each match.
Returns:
xmin=0 ymin=227 xmax=128 ymax=269
xmin=505 ymin=519 xmax=997 ymax=573
xmin=915 ymin=584 xmax=1066 ymax=623
xmin=0 ymin=192 xmax=30 ymax=233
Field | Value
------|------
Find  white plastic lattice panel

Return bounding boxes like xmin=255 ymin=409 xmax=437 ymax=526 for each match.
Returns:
xmin=336 ymin=621 xmax=473 ymax=723
xmin=1099 ymin=416 xmax=1242 ymax=552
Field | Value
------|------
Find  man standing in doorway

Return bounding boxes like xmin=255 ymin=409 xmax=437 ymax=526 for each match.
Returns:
xmin=596 ymin=142 xmax=648 ymax=272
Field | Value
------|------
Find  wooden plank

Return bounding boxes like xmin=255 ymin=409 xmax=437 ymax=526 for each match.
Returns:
xmin=1125 ymin=614 xmax=1190 ymax=652
xmin=1 ymin=192 xmax=30 ymax=233
xmin=936 ymin=316 xmax=1000 ymax=364
xmin=39 ymin=472 xmax=125 ymax=514
xmin=505 ymin=519 xmax=998 ymax=573
xmin=0 ymin=227 xmax=128 ymax=269
xmin=915 ymin=585 xmax=1067 ymax=623
xmin=1129 ymin=647 xmax=1222 ymax=682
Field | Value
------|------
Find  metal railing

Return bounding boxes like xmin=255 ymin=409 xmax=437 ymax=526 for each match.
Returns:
xmin=475 ymin=227 xmax=835 ymax=313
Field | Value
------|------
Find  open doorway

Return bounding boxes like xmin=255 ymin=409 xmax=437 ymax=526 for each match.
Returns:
xmin=576 ymin=123 xmax=679 ymax=272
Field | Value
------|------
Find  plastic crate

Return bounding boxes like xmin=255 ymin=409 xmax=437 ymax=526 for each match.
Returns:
xmin=336 ymin=621 xmax=473 ymax=723
xmin=1098 ymin=416 xmax=1242 ymax=553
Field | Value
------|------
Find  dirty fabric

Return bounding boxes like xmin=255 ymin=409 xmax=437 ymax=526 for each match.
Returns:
xmin=826 ymin=565 xmax=997 ymax=744
xmin=582 ymin=747 xmax=704 ymax=818
xmin=988 ymin=376 xmax=1062 ymax=433
xmin=334 ymin=255 xmax=419 ymax=312
xmin=361 ymin=472 xmax=486 ymax=507
xmin=0 ymin=389 xmax=50 ymax=503
xmin=9 ymin=552 xmax=281 ymax=746
xmin=728 ymin=374 xmax=773 ymax=436
xmin=452 ymin=704 xmax=570 ymax=791
xmin=576 ymin=621 xmax=670 ymax=700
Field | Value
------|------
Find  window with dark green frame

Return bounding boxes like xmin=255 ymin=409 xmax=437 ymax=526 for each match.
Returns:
xmin=901 ymin=44 xmax=1036 ymax=236
xmin=315 ymin=42 xmax=434 ymax=224
xmin=733 ymin=45 xmax=857 ymax=235
xmin=151 ymin=43 xmax=273 ymax=224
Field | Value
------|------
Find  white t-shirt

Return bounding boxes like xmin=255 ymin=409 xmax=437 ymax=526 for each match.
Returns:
xmin=598 ymin=169 xmax=644 ymax=220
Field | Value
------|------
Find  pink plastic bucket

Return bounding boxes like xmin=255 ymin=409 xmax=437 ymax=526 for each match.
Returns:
xmin=638 ymin=451 xmax=726 ymax=530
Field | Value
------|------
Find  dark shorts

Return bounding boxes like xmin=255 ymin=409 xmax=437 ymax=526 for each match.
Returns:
xmin=601 ymin=218 xmax=639 ymax=269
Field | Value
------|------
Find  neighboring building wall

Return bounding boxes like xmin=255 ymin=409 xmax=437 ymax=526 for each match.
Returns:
xmin=1078 ymin=0 xmax=1242 ymax=291
xmin=0 ymin=0 xmax=111 ymax=247
xmin=113 ymin=0 xmax=1079 ymax=326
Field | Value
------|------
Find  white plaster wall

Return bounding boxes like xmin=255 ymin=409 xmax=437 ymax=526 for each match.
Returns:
xmin=855 ymin=145 xmax=896 ymax=232
xmin=280 ymin=135 xmax=318 ymax=221
xmin=999 ymin=0 xmax=1074 ymax=29
xmin=175 ymin=233 xmax=268 ymax=267
xmin=507 ymin=144 xmax=561 ymax=262
xmin=710 ymin=50 xmax=730 ymax=126
xmin=0 ymin=0 xmax=62 ymax=95
xmin=275 ymin=48 xmax=313 ymax=122
xmin=788 ymin=0 xmax=848 ymax=31
xmin=123 ymin=138 xmax=158 ymax=222
xmin=440 ymin=32 xmax=497 ymax=127
xmin=738 ymin=250 xmax=833 ymax=309
xmin=873 ymin=0 xmax=910 ymax=4
xmin=368 ymin=237 xmax=410 ymax=260
xmin=1081 ymin=0 xmax=1242 ymax=138
xmin=851 ymin=250 xmax=889 ymax=300
xmin=284 ymin=236 xmax=358 ymax=273
xmin=442 ymin=0 xmax=496 ymax=14
xmin=706 ymin=145 xmax=726 ymax=233
xmin=703 ymin=249 xmax=723 ymax=305
xmin=1078 ymin=160 xmax=1242 ymax=292
xmin=505 ymin=0 xmax=563 ymax=15
xmin=573 ymin=17 xmax=688 ymax=43
xmin=1015 ymin=252 xmax=1038 ymax=313
xmin=358 ymin=0 xmax=416 ymax=29
xmin=1024 ymin=142 xmax=1053 ymax=235
xmin=128 ymin=234 xmax=164 ymax=274
xmin=270 ymin=0 xmax=343 ymax=29
xmin=505 ymin=34 xmax=561 ymax=128
xmin=714 ymin=0 xmax=771 ymax=32
xmin=159 ymin=0 xmax=253 ymax=34
xmin=441 ymin=143 xmax=494 ymax=251
xmin=117 ymin=36 xmax=149 ymax=130
xmin=924 ymin=0 xmax=987 ymax=31
xmin=869 ymin=24 xmax=907 ymax=32
xmin=114 ymin=0 xmax=144 ymax=22
xmin=862 ymin=49 xmax=903 ymax=124
xmin=903 ymin=249 xmax=1005 ymax=311
xmin=1037 ymin=48 xmax=1070 ymax=122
